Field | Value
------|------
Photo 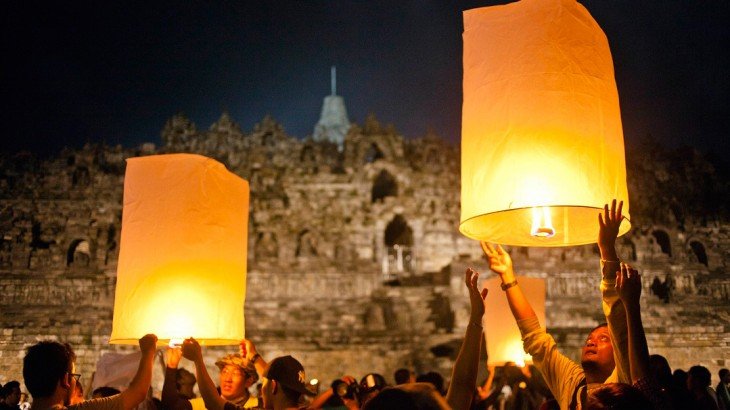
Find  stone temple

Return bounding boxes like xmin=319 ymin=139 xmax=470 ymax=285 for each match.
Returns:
xmin=0 ymin=83 xmax=728 ymax=391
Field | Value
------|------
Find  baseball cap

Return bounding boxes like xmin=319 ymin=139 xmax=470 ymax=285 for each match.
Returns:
xmin=265 ymin=356 xmax=315 ymax=397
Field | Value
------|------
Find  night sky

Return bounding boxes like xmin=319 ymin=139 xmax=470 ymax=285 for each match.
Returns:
xmin=2 ymin=1 xmax=729 ymax=158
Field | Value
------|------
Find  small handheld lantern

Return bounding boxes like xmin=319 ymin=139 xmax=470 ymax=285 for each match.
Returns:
xmin=111 ymin=154 xmax=249 ymax=345
xmin=460 ymin=0 xmax=630 ymax=246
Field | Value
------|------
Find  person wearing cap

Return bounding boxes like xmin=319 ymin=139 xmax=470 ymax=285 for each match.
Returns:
xmin=162 ymin=340 xmax=260 ymax=410
xmin=260 ymin=355 xmax=316 ymax=410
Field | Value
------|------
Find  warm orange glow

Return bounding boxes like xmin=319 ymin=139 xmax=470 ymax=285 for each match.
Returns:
xmin=459 ymin=0 xmax=630 ymax=247
xmin=111 ymin=154 xmax=249 ymax=345
xmin=483 ymin=276 xmax=545 ymax=366
xmin=530 ymin=207 xmax=555 ymax=238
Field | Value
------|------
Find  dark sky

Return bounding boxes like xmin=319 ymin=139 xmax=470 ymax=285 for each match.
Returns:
xmin=2 ymin=1 xmax=729 ymax=158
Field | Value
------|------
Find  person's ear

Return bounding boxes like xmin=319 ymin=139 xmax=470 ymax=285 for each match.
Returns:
xmin=271 ymin=380 xmax=279 ymax=395
xmin=60 ymin=373 xmax=72 ymax=390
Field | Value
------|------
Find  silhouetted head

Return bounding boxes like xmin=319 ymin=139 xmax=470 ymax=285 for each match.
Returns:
xmin=416 ymin=372 xmax=445 ymax=395
xmin=362 ymin=383 xmax=449 ymax=410
xmin=23 ymin=341 xmax=76 ymax=402
xmin=687 ymin=365 xmax=712 ymax=391
xmin=586 ymin=383 xmax=652 ymax=409
xmin=394 ymin=368 xmax=415 ymax=385
xmin=648 ymin=354 xmax=672 ymax=388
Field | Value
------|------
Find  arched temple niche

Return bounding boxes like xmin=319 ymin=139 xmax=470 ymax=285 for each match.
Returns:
xmin=688 ymin=240 xmax=708 ymax=266
xmin=261 ymin=131 xmax=275 ymax=148
xmin=650 ymin=229 xmax=672 ymax=257
xmin=72 ymin=166 xmax=91 ymax=188
xmin=67 ymin=239 xmax=91 ymax=267
xmin=383 ymin=215 xmax=415 ymax=274
xmin=618 ymin=236 xmax=637 ymax=262
xmin=104 ymin=224 xmax=118 ymax=265
xmin=295 ymin=229 xmax=318 ymax=258
xmin=364 ymin=142 xmax=385 ymax=164
xmin=255 ymin=232 xmax=279 ymax=260
xmin=371 ymin=169 xmax=398 ymax=203
xmin=300 ymin=144 xmax=315 ymax=162
xmin=385 ymin=215 xmax=413 ymax=247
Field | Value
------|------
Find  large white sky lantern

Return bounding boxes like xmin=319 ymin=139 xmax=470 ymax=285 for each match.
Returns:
xmin=111 ymin=154 xmax=249 ymax=345
xmin=460 ymin=0 xmax=630 ymax=247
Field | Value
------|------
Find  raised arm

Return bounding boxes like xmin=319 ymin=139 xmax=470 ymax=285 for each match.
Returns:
xmin=182 ymin=338 xmax=226 ymax=410
xmin=615 ymin=264 xmax=671 ymax=410
xmin=446 ymin=268 xmax=488 ymax=410
xmin=119 ymin=334 xmax=158 ymax=410
xmin=240 ymin=339 xmax=267 ymax=377
xmin=480 ymin=242 xmax=536 ymax=321
xmin=161 ymin=347 xmax=193 ymax=410
xmin=477 ymin=365 xmax=496 ymax=401
xmin=615 ymin=263 xmax=648 ymax=383
xmin=481 ymin=243 xmax=583 ymax=408
xmin=308 ymin=375 xmax=358 ymax=410
xmin=598 ymin=200 xmax=630 ymax=383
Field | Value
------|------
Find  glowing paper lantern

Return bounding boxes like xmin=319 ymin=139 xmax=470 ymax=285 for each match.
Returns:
xmin=460 ymin=0 xmax=630 ymax=247
xmin=483 ymin=276 xmax=545 ymax=366
xmin=111 ymin=154 xmax=249 ymax=345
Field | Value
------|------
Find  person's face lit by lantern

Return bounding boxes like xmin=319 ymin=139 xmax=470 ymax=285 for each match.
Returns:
xmin=64 ymin=362 xmax=79 ymax=406
xmin=219 ymin=365 xmax=250 ymax=400
xmin=580 ymin=326 xmax=614 ymax=373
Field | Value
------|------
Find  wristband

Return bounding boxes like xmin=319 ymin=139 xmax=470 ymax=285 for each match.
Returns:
xmin=501 ymin=280 xmax=518 ymax=291
xmin=250 ymin=353 xmax=261 ymax=363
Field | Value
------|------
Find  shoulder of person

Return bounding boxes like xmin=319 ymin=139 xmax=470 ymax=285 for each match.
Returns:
xmin=68 ymin=395 xmax=123 ymax=410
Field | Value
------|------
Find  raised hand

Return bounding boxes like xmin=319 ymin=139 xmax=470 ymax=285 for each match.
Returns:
xmin=139 ymin=334 xmax=158 ymax=356
xmin=240 ymin=339 xmax=257 ymax=360
xmin=598 ymin=199 xmax=623 ymax=260
xmin=615 ymin=263 xmax=641 ymax=307
xmin=466 ymin=268 xmax=489 ymax=326
xmin=181 ymin=338 xmax=203 ymax=362
xmin=480 ymin=242 xmax=515 ymax=283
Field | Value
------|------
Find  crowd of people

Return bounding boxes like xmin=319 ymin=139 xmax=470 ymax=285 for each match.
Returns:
xmin=4 ymin=200 xmax=730 ymax=409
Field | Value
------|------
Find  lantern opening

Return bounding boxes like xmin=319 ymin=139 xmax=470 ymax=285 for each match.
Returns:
xmin=530 ymin=207 xmax=555 ymax=238
xmin=461 ymin=206 xmax=630 ymax=247
xmin=169 ymin=338 xmax=183 ymax=347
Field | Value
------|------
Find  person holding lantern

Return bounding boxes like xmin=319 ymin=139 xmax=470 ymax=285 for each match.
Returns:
xmin=174 ymin=339 xmax=315 ymax=410
xmin=162 ymin=341 xmax=262 ymax=410
xmin=480 ymin=201 xmax=631 ymax=409
xmin=22 ymin=334 xmax=157 ymax=410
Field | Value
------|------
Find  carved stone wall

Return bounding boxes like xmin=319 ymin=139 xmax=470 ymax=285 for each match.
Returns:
xmin=0 ymin=113 xmax=728 ymax=391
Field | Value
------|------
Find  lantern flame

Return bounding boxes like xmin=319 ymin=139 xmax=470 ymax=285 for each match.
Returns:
xmin=169 ymin=338 xmax=183 ymax=347
xmin=530 ymin=206 xmax=555 ymax=238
